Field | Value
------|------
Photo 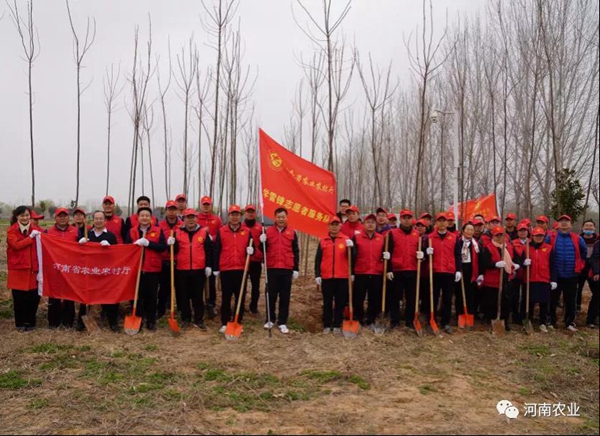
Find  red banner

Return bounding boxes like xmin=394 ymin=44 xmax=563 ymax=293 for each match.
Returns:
xmin=259 ymin=129 xmax=337 ymax=237
xmin=447 ymin=193 xmax=499 ymax=221
xmin=39 ymin=234 xmax=142 ymax=304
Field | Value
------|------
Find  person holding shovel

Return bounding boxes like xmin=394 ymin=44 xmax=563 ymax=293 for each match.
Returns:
xmin=198 ymin=196 xmax=223 ymax=319
xmin=315 ymin=217 xmax=354 ymax=334
xmin=157 ymin=200 xmax=182 ymax=319
xmin=509 ymin=223 xmax=531 ymax=325
xmin=456 ymin=222 xmax=481 ymax=325
xmin=243 ymin=204 xmax=264 ymax=315
xmin=213 ymin=205 xmax=254 ymax=334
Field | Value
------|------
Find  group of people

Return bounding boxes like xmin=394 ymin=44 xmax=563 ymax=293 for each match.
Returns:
xmin=5 ymin=194 xmax=600 ymax=336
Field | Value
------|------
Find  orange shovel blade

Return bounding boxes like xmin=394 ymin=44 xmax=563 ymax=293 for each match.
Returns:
xmin=124 ymin=314 xmax=142 ymax=335
xmin=466 ymin=314 xmax=475 ymax=327
xmin=413 ymin=317 xmax=423 ymax=337
xmin=458 ymin=314 xmax=466 ymax=329
xmin=342 ymin=319 xmax=360 ymax=338
xmin=168 ymin=316 xmax=180 ymax=334
xmin=429 ymin=315 xmax=439 ymax=336
xmin=224 ymin=321 xmax=243 ymax=340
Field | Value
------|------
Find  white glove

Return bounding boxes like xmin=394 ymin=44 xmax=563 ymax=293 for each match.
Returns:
xmin=167 ymin=236 xmax=176 ymax=246
xmin=351 ymin=275 xmax=355 ymax=282
xmin=382 ymin=252 xmax=391 ymax=260
xmin=315 ymin=277 xmax=322 ymax=286
xmin=476 ymin=275 xmax=484 ymax=286
xmin=523 ymin=258 xmax=532 ymax=266
xmin=387 ymin=272 xmax=394 ymax=281
xmin=293 ymin=271 xmax=299 ymax=280
xmin=78 ymin=237 xmax=88 ymax=244
xmin=246 ymin=246 xmax=254 ymax=255
xmin=354 ymin=230 xmax=361 ymax=235
xmin=29 ymin=230 xmax=41 ymax=239
xmin=134 ymin=238 xmax=150 ymax=247
xmin=100 ymin=240 xmax=110 ymax=246
xmin=550 ymin=282 xmax=557 ymax=290
xmin=259 ymin=233 xmax=267 ymax=243
xmin=346 ymin=239 xmax=354 ymax=248
xmin=213 ymin=271 xmax=220 ymax=277
xmin=416 ymin=251 xmax=424 ymax=260
xmin=455 ymin=271 xmax=462 ymax=282
xmin=513 ymin=264 xmax=520 ymax=271
xmin=495 ymin=261 xmax=506 ymax=269
xmin=426 ymin=247 xmax=434 ymax=255
xmin=205 ymin=267 xmax=212 ymax=277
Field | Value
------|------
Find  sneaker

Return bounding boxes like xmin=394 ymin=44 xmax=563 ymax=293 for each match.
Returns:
xmin=333 ymin=327 xmax=342 ymax=335
xmin=264 ymin=321 xmax=274 ymax=329
xmin=587 ymin=324 xmax=597 ymax=329
xmin=322 ymin=328 xmax=331 ymax=334
xmin=443 ymin=325 xmax=453 ymax=334
xmin=279 ymin=324 xmax=289 ymax=334
xmin=193 ymin=322 xmax=207 ymax=331
xmin=548 ymin=324 xmax=555 ymax=331
xmin=24 ymin=326 xmax=36 ymax=332
xmin=539 ymin=324 xmax=548 ymax=333
xmin=567 ymin=325 xmax=578 ymax=332
xmin=218 ymin=325 xmax=226 ymax=334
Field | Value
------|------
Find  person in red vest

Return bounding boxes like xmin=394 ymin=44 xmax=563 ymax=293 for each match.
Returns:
xmin=259 ymin=207 xmax=299 ymax=334
xmin=315 ymin=217 xmax=354 ymax=334
xmin=480 ymin=215 xmax=501 ymax=246
xmin=157 ymin=200 xmax=182 ymax=319
xmin=387 ymin=209 xmax=421 ymax=329
xmin=456 ymin=222 xmax=481 ymax=322
xmin=523 ymin=227 xmax=557 ymax=332
xmin=72 ymin=207 xmax=87 ymax=231
xmin=127 ymin=207 xmax=167 ymax=331
xmin=446 ymin=211 xmax=458 ymax=234
xmin=505 ymin=213 xmax=518 ymax=240
xmin=414 ymin=219 xmax=430 ymax=317
xmin=478 ymin=226 xmax=521 ymax=327
xmin=125 ymin=196 xmax=157 ymax=234
xmin=388 ymin=213 xmax=398 ymax=230
xmin=471 ymin=217 xmax=485 ymax=242
xmin=352 ymin=214 xmax=389 ymax=327
xmin=242 ymin=204 xmax=264 ymax=315
xmin=45 ymin=207 xmax=79 ymax=329
xmin=170 ymin=209 xmax=212 ymax=330
xmin=426 ymin=213 xmax=462 ymax=333
xmin=30 ymin=211 xmax=44 ymax=227
xmin=213 ymin=205 xmax=254 ymax=333
xmin=341 ymin=205 xmax=364 ymax=237
xmin=102 ymin=196 xmax=127 ymax=244
xmin=175 ymin=193 xmax=188 ymax=219
xmin=511 ymin=222 xmax=531 ymax=322
xmin=7 ymin=206 xmax=42 ymax=332
xmin=420 ymin=212 xmax=434 ymax=234
xmin=198 ymin=195 xmax=223 ymax=318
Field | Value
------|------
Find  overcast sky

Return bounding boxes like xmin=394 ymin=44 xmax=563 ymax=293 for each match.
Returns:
xmin=0 ymin=0 xmax=482 ymax=209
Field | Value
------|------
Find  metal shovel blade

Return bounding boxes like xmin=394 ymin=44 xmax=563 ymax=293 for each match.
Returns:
xmin=523 ymin=318 xmax=534 ymax=335
xmin=373 ymin=321 xmax=386 ymax=336
xmin=81 ymin=314 xmax=100 ymax=334
xmin=491 ymin=318 xmax=506 ymax=336
xmin=342 ymin=319 xmax=360 ymax=338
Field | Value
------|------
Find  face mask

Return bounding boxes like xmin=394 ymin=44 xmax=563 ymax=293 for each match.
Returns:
xmin=583 ymin=230 xmax=595 ymax=235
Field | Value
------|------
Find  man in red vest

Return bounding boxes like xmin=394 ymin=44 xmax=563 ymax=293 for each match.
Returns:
xmin=213 ymin=205 xmax=254 ymax=333
xmin=259 ymin=207 xmax=299 ymax=334
xmin=197 ymin=196 xmax=224 ymax=317
xmin=125 ymin=195 xmax=157 ymax=234
xmin=315 ymin=217 xmax=353 ymax=334
xmin=45 ymin=208 xmax=79 ymax=329
xmin=72 ymin=207 xmax=87 ymax=231
xmin=175 ymin=193 xmax=188 ymax=219
xmin=157 ymin=200 xmax=182 ymax=319
xmin=170 ymin=208 xmax=212 ymax=329
xmin=505 ymin=213 xmax=518 ymax=240
xmin=388 ymin=213 xmax=398 ymax=230
xmin=341 ymin=205 xmax=364 ymax=237
xmin=102 ymin=196 xmax=127 ymax=244
xmin=243 ymin=204 xmax=264 ymax=314
xmin=426 ymin=213 xmax=462 ymax=334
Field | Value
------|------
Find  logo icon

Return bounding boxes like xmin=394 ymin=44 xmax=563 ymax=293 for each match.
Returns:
xmin=338 ymin=243 xmax=345 ymax=250
xmin=198 ymin=237 xmax=204 ymax=242
xmin=497 ymin=400 xmax=519 ymax=420
xmin=268 ymin=151 xmax=283 ymax=171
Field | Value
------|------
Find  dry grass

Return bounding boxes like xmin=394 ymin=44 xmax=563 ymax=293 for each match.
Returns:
xmin=0 ymin=222 xmax=598 ymax=435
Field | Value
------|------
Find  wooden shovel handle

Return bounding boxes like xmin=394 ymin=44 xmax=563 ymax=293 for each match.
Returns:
xmin=170 ymin=230 xmax=175 ymax=316
xmin=381 ymin=233 xmax=390 ymax=313
xmin=233 ymin=238 xmax=253 ymax=322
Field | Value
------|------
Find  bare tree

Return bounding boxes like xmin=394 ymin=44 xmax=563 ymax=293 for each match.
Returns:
xmin=156 ymin=38 xmax=173 ymax=199
xmin=103 ymin=63 xmax=123 ymax=196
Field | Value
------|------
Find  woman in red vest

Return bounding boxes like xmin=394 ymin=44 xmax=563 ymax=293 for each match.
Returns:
xmin=6 ymin=206 xmax=42 ymax=332
xmin=128 ymin=207 xmax=167 ymax=331
xmin=315 ymin=217 xmax=354 ymax=334
xmin=456 ymin=222 xmax=480 ymax=322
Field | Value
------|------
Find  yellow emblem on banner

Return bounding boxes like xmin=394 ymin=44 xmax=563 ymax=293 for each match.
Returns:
xmin=268 ymin=151 xmax=283 ymax=171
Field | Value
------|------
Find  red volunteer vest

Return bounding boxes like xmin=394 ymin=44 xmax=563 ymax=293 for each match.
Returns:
xmin=482 ymin=243 xmax=515 ymax=288
xmin=354 ymin=232 xmax=385 ymax=275
xmin=176 ymin=226 xmax=209 ymax=271
xmin=129 ymin=226 xmax=163 ymax=273
xmin=197 ymin=212 xmax=223 ymax=238
xmin=128 ymin=214 xmax=157 ymax=229
xmin=218 ymin=226 xmax=251 ymax=271
xmin=243 ymin=221 xmax=264 ymax=262
xmin=319 ymin=235 xmax=350 ymax=279
xmin=529 ymin=243 xmax=552 ymax=283
xmin=429 ymin=232 xmax=457 ymax=274
xmin=265 ymin=226 xmax=295 ymax=270
xmin=105 ymin=216 xmax=124 ymax=244
xmin=511 ymin=238 xmax=529 ymax=280
xmin=46 ymin=225 xmax=79 ymax=241
xmin=159 ymin=218 xmax=182 ymax=261
xmin=390 ymin=228 xmax=420 ymax=272
xmin=341 ymin=221 xmax=365 ymax=238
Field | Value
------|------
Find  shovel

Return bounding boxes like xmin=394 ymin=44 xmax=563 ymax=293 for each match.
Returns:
xmin=492 ymin=239 xmax=506 ymax=336
xmin=224 ymin=239 xmax=253 ymax=341
xmin=523 ymin=240 xmax=534 ymax=335
xmin=343 ymin=245 xmax=360 ymax=338
xmin=80 ymin=222 xmax=100 ymax=333
xmin=374 ymin=233 xmax=390 ymax=336
xmin=458 ymin=275 xmax=474 ymax=330
xmin=168 ymin=230 xmax=180 ymax=335
xmin=124 ymin=247 xmax=145 ymax=335
xmin=428 ymin=238 xmax=439 ymax=336
xmin=413 ymin=236 xmax=423 ymax=337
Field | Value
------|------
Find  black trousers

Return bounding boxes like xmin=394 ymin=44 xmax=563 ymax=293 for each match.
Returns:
xmin=587 ymin=278 xmax=599 ymax=325
xmin=432 ymin=273 xmax=455 ymax=326
xmin=481 ymin=286 xmax=511 ymax=322
xmin=12 ymin=289 xmax=40 ymax=328
xmin=388 ymin=272 xmax=417 ymax=327
xmin=355 ymin=274 xmax=383 ymax=325
xmin=48 ymin=298 xmax=75 ymax=328
xmin=208 ymin=274 xmax=217 ymax=308
xmin=176 ymin=270 xmax=205 ymax=324
xmin=509 ymin=279 xmax=523 ymax=324
xmin=248 ymin=261 xmax=262 ymax=311
xmin=135 ymin=272 xmax=160 ymax=326
xmin=551 ymin=276 xmax=578 ymax=327
xmin=220 ymin=270 xmax=247 ymax=326
xmin=527 ymin=282 xmax=551 ymax=324
xmin=577 ymin=264 xmax=591 ymax=309
xmin=78 ymin=303 xmax=118 ymax=327
xmin=321 ymin=278 xmax=348 ymax=328
xmin=267 ymin=269 xmax=292 ymax=325
xmin=157 ymin=261 xmax=173 ymax=316
xmin=456 ymin=263 xmax=476 ymax=315
xmin=419 ymin=276 xmax=430 ymax=316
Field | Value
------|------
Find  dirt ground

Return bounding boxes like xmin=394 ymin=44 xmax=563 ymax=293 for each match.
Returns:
xmin=0 ymin=222 xmax=598 ymax=435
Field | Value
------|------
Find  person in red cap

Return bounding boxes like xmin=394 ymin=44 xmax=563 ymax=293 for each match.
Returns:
xmin=388 ymin=213 xmax=398 ymax=230
xmin=387 ymin=209 xmax=422 ymax=329
xmin=337 ymin=198 xmax=351 ymax=222
xmin=259 ymin=207 xmax=300 ymax=334
xmin=478 ymin=226 xmax=521 ymax=328
xmin=375 ymin=207 xmax=391 ymax=234
xmin=175 ymin=194 xmax=188 ymax=219
xmin=198 ymin=195 xmax=224 ymax=317
xmin=72 ymin=207 xmax=87 ymax=231
xmin=480 ymin=215 xmax=502 ymax=246
xmin=456 ymin=222 xmax=481 ymax=322
xmin=30 ymin=211 xmax=44 ymax=227
xmin=125 ymin=196 xmax=157 ymax=235
xmin=340 ymin=205 xmax=364 ymax=237
xmin=505 ymin=213 xmax=518 ymax=240
xmin=523 ymin=227 xmax=557 ymax=332
xmin=45 ymin=207 xmax=79 ymax=329
xmin=102 ymin=196 xmax=127 ymax=244
xmin=170 ymin=208 xmax=212 ymax=330
xmin=352 ymin=213 xmax=389 ymax=327
xmin=315 ymin=216 xmax=354 ymax=334
xmin=471 ymin=217 xmax=485 ymax=242
xmin=213 ymin=205 xmax=255 ymax=333
xmin=420 ymin=212 xmax=434 ymax=234
xmin=549 ymin=214 xmax=587 ymax=332
xmin=509 ymin=223 xmax=531 ymax=326
xmin=446 ymin=211 xmax=458 ymax=234
xmin=7 ymin=206 xmax=42 ymax=332
xmin=242 ymin=204 xmax=264 ymax=315
xmin=578 ymin=219 xmax=598 ymax=314
xmin=157 ymin=200 xmax=182 ymax=319
xmin=425 ymin=213 xmax=462 ymax=333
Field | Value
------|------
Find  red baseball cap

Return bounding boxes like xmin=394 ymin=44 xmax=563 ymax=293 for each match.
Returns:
xmin=228 ymin=204 xmax=241 ymax=214
xmin=488 ymin=215 xmax=501 ymax=223
xmin=436 ymin=212 xmax=448 ymax=221
xmin=200 ymin=196 xmax=213 ymax=205
xmin=420 ymin=212 xmax=432 ymax=219
xmin=446 ymin=211 xmax=455 ymax=220
xmin=183 ymin=208 xmax=197 ymax=217
xmin=54 ymin=207 xmax=69 ymax=217
xmin=73 ymin=207 xmax=86 ymax=215
xmin=102 ymin=195 xmax=115 ymax=204
xmin=505 ymin=213 xmax=517 ymax=220
xmin=347 ymin=205 xmax=359 ymax=213
xmin=400 ymin=209 xmax=413 ymax=218
xmin=175 ymin=193 xmax=187 ymax=202
xmin=376 ymin=207 xmax=387 ymax=214
xmin=244 ymin=204 xmax=256 ymax=212
xmin=364 ymin=213 xmax=376 ymax=222
xmin=416 ymin=219 xmax=427 ymax=227
xmin=165 ymin=200 xmax=177 ymax=209
xmin=387 ymin=213 xmax=397 ymax=221
xmin=471 ymin=217 xmax=484 ymax=225
xmin=536 ymin=215 xmax=549 ymax=223
xmin=491 ymin=226 xmax=505 ymax=236
xmin=552 ymin=222 xmax=559 ymax=229
xmin=330 ymin=216 xmax=342 ymax=224
xmin=31 ymin=211 xmax=44 ymax=219
xmin=532 ymin=227 xmax=545 ymax=236
xmin=517 ymin=223 xmax=529 ymax=231
xmin=557 ymin=214 xmax=572 ymax=222
xmin=521 ymin=218 xmax=532 ymax=226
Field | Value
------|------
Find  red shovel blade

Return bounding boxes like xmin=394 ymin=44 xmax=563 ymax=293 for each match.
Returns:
xmin=466 ymin=314 xmax=475 ymax=328
xmin=429 ymin=314 xmax=439 ymax=336
xmin=458 ymin=314 xmax=466 ymax=329
xmin=124 ymin=314 xmax=142 ymax=335
xmin=342 ymin=319 xmax=360 ymax=338
xmin=413 ymin=316 xmax=423 ymax=337
xmin=224 ymin=321 xmax=243 ymax=340
xmin=168 ymin=316 xmax=180 ymax=335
